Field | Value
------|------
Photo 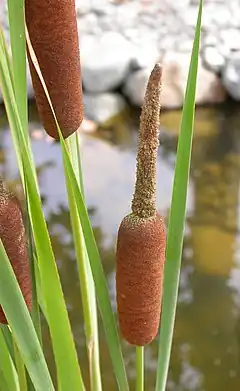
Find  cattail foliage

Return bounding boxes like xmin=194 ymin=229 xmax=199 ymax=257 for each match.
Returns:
xmin=0 ymin=181 xmax=32 ymax=323
xmin=25 ymin=0 xmax=83 ymax=140
xmin=116 ymin=64 xmax=166 ymax=346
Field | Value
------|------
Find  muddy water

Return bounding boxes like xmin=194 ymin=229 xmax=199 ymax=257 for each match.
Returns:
xmin=1 ymin=103 xmax=240 ymax=390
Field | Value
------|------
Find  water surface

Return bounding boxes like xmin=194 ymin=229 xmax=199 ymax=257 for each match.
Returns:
xmin=1 ymin=103 xmax=240 ymax=390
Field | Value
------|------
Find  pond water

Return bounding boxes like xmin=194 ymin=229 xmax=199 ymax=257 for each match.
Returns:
xmin=1 ymin=102 xmax=240 ymax=391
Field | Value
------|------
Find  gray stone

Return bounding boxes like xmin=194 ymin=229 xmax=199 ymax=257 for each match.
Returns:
xmin=182 ymin=6 xmax=199 ymax=28
xmin=75 ymin=0 xmax=91 ymax=15
xmin=203 ymin=34 xmax=219 ymax=47
xmin=83 ymin=92 xmax=127 ymax=123
xmin=201 ymin=4 xmax=232 ymax=30
xmin=220 ymin=29 xmax=240 ymax=52
xmin=123 ymin=68 xmax=149 ymax=107
xmin=223 ymin=53 xmax=240 ymax=100
xmin=81 ymin=32 xmax=133 ymax=92
xmin=167 ymin=0 xmax=190 ymax=9
xmin=202 ymin=46 xmax=225 ymax=73
xmin=130 ymin=43 xmax=160 ymax=70
xmin=91 ymin=0 xmax=115 ymax=14
xmin=195 ymin=60 xmax=226 ymax=105
xmin=124 ymin=51 xmax=226 ymax=109
xmin=77 ymin=13 xmax=101 ymax=37
xmin=162 ymin=51 xmax=226 ymax=106
xmin=123 ymin=64 xmax=186 ymax=109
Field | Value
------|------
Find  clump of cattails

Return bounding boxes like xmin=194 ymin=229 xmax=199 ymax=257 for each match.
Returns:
xmin=25 ymin=0 xmax=83 ymax=140
xmin=116 ymin=64 xmax=166 ymax=346
xmin=0 ymin=181 xmax=32 ymax=323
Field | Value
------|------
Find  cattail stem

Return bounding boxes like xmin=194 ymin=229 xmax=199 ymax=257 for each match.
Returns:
xmin=131 ymin=64 xmax=162 ymax=219
xmin=136 ymin=346 xmax=144 ymax=391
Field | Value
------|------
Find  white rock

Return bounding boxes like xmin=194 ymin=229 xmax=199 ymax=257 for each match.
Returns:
xmin=201 ymin=4 xmax=231 ymax=30
xmin=79 ymin=119 xmax=98 ymax=133
xmin=182 ymin=6 xmax=199 ymax=28
xmin=77 ymin=13 xmax=101 ymax=36
xmin=203 ymin=34 xmax=218 ymax=47
xmin=83 ymin=93 xmax=127 ymax=123
xmin=163 ymin=52 xmax=226 ymax=106
xmin=166 ymin=0 xmax=190 ymax=9
xmin=114 ymin=1 xmax=140 ymax=30
xmin=131 ymin=43 xmax=160 ymax=70
xmin=75 ymin=0 xmax=91 ymax=15
xmin=222 ymin=53 xmax=240 ymax=100
xmin=81 ymin=32 xmax=133 ymax=92
xmin=124 ymin=66 xmax=185 ymax=109
xmin=202 ymin=46 xmax=225 ymax=73
xmin=124 ymin=52 xmax=226 ymax=109
xmin=212 ymin=5 xmax=232 ymax=27
xmin=220 ymin=29 xmax=240 ymax=52
xmin=195 ymin=62 xmax=226 ymax=105
xmin=123 ymin=68 xmax=149 ymax=107
xmin=91 ymin=0 xmax=114 ymax=14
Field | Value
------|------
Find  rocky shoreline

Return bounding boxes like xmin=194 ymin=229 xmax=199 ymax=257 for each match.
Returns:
xmin=2 ymin=0 xmax=240 ymax=124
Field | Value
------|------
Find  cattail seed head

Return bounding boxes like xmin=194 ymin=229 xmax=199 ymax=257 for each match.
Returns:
xmin=116 ymin=213 xmax=165 ymax=345
xmin=0 ymin=182 xmax=32 ymax=323
xmin=25 ymin=0 xmax=83 ymax=140
xmin=116 ymin=64 xmax=166 ymax=346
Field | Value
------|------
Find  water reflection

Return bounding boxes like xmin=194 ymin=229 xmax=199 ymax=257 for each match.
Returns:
xmin=1 ymin=103 xmax=240 ymax=390
xmin=169 ymin=110 xmax=240 ymax=391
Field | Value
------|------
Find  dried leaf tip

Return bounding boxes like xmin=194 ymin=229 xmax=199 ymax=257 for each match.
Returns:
xmin=131 ymin=63 xmax=163 ymax=219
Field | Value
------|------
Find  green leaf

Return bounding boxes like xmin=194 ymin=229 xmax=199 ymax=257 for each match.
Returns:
xmin=7 ymin=0 xmax=28 ymax=133
xmin=155 ymin=1 xmax=203 ymax=390
xmin=0 ymin=26 xmax=85 ymax=391
xmin=67 ymin=134 xmax=103 ymax=391
xmin=13 ymin=340 xmax=28 ymax=391
xmin=61 ymin=139 xmax=128 ymax=391
xmin=0 ymin=241 xmax=54 ymax=391
xmin=26 ymin=30 xmax=129 ymax=391
xmin=0 ymin=329 xmax=19 ymax=391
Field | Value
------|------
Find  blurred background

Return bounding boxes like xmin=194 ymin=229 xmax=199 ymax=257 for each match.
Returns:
xmin=1 ymin=0 xmax=240 ymax=390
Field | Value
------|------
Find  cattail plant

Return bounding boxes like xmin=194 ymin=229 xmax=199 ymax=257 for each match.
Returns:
xmin=116 ymin=63 xmax=166 ymax=346
xmin=0 ymin=180 xmax=32 ymax=323
xmin=25 ymin=0 xmax=83 ymax=140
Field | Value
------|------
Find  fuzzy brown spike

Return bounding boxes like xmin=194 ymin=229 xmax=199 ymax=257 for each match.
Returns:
xmin=131 ymin=63 xmax=162 ymax=219
xmin=116 ymin=64 xmax=166 ymax=346
xmin=25 ymin=0 xmax=83 ymax=140
xmin=0 ymin=182 xmax=32 ymax=323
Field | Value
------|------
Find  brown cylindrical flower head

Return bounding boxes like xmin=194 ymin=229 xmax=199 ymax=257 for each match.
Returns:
xmin=116 ymin=64 xmax=166 ymax=346
xmin=0 ymin=182 xmax=32 ymax=323
xmin=25 ymin=0 xmax=83 ymax=140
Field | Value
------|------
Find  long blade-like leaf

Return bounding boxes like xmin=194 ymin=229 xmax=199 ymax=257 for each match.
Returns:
xmin=0 ymin=241 xmax=54 ymax=391
xmin=0 ymin=329 xmax=19 ymax=391
xmin=7 ymin=0 xmax=28 ymax=133
xmin=155 ymin=1 xmax=203 ymax=390
xmin=26 ymin=28 xmax=129 ymax=391
xmin=67 ymin=135 xmax=103 ymax=391
xmin=0 ymin=28 xmax=85 ymax=391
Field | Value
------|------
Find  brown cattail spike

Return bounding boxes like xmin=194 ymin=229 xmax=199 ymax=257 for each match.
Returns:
xmin=116 ymin=63 xmax=166 ymax=346
xmin=132 ymin=63 xmax=162 ymax=219
xmin=0 ymin=181 xmax=32 ymax=324
xmin=25 ymin=0 xmax=83 ymax=140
